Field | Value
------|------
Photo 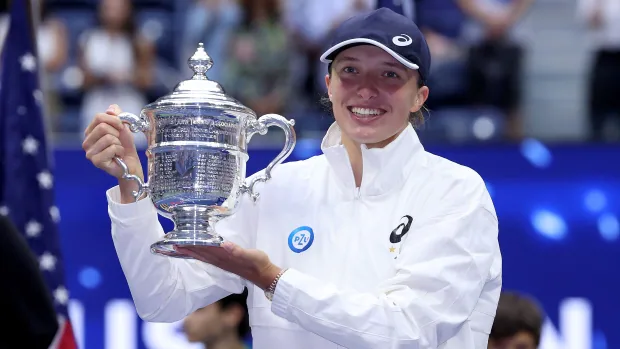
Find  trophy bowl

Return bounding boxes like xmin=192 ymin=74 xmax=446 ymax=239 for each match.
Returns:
xmin=114 ymin=43 xmax=296 ymax=258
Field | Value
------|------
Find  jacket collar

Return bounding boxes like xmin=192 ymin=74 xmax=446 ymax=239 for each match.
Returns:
xmin=321 ymin=122 xmax=426 ymax=198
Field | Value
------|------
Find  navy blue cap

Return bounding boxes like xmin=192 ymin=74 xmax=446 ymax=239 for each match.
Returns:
xmin=320 ymin=7 xmax=431 ymax=82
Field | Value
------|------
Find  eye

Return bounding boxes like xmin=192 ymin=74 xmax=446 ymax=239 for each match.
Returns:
xmin=383 ymin=71 xmax=400 ymax=79
xmin=342 ymin=66 xmax=358 ymax=74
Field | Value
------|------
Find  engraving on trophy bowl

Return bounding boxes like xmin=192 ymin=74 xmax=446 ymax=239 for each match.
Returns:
xmin=149 ymin=147 xmax=247 ymax=215
xmin=145 ymin=107 xmax=248 ymax=218
xmin=153 ymin=108 xmax=244 ymax=147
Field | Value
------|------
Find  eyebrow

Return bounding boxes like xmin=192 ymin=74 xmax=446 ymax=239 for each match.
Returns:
xmin=335 ymin=56 xmax=359 ymax=63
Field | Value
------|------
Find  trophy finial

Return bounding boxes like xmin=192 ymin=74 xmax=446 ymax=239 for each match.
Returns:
xmin=188 ymin=43 xmax=213 ymax=79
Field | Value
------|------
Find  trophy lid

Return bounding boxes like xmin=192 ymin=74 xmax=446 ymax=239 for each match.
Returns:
xmin=145 ymin=43 xmax=256 ymax=117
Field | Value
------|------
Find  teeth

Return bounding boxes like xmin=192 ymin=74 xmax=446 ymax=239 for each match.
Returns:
xmin=351 ymin=107 xmax=382 ymax=116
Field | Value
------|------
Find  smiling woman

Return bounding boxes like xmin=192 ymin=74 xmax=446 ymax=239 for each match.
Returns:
xmin=320 ymin=45 xmax=429 ymax=143
xmin=82 ymin=7 xmax=502 ymax=349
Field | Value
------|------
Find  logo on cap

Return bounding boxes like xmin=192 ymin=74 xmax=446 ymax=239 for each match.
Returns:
xmin=288 ymin=226 xmax=314 ymax=253
xmin=392 ymin=34 xmax=413 ymax=47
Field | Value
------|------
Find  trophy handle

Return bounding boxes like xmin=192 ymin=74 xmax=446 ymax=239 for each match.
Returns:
xmin=114 ymin=112 xmax=150 ymax=202
xmin=241 ymin=114 xmax=296 ymax=202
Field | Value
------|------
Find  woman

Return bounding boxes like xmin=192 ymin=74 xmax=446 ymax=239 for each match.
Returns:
xmin=82 ymin=8 xmax=501 ymax=349
xmin=37 ymin=0 xmax=70 ymax=132
xmin=78 ymin=0 xmax=154 ymax=147
xmin=577 ymin=0 xmax=620 ymax=141
xmin=179 ymin=0 xmax=241 ymax=83
xmin=223 ymin=0 xmax=291 ymax=117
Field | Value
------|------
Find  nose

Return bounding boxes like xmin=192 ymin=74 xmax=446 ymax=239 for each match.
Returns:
xmin=356 ymin=76 xmax=378 ymax=100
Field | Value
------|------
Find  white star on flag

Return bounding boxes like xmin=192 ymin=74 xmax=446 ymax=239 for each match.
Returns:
xmin=25 ymin=220 xmax=42 ymax=237
xmin=37 ymin=170 xmax=53 ymax=189
xmin=53 ymin=286 xmax=69 ymax=305
xmin=17 ymin=106 xmax=26 ymax=115
xmin=19 ymin=52 xmax=36 ymax=72
xmin=50 ymin=206 xmax=61 ymax=223
xmin=0 ymin=206 xmax=8 ymax=216
xmin=22 ymin=135 xmax=39 ymax=155
xmin=40 ymin=252 xmax=57 ymax=271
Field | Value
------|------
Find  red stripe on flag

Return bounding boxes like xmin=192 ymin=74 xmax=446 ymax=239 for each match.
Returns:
xmin=49 ymin=317 xmax=78 ymax=349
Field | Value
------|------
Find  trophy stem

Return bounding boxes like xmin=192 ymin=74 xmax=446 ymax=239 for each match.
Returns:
xmin=150 ymin=205 xmax=224 ymax=258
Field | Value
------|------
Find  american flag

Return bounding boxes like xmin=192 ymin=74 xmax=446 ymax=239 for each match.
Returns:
xmin=0 ymin=0 xmax=77 ymax=348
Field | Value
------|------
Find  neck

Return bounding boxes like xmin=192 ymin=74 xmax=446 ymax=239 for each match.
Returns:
xmin=341 ymin=125 xmax=407 ymax=187
xmin=203 ymin=332 xmax=245 ymax=349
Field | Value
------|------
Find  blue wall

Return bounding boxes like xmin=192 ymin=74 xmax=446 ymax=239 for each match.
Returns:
xmin=53 ymin=142 xmax=619 ymax=349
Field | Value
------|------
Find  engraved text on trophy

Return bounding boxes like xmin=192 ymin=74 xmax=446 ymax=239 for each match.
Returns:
xmin=156 ymin=115 xmax=239 ymax=145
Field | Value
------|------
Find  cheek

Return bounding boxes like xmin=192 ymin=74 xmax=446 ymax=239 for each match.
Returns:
xmin=388 ymin=93 xmax=413 ymax=120
xmin=331 ymin=83 xmax=354 ymax=104
xmin=329 ymin=87 xmax=350 ymax=112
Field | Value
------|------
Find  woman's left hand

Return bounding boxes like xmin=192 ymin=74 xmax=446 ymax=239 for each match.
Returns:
xmin=175 ymin=242 xmax=282 ymax=290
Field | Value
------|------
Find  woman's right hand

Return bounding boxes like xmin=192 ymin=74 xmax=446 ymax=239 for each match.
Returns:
xmin=82 ymin=104 xmax=145 ymax=203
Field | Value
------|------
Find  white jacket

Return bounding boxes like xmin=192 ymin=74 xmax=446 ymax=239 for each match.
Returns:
xmin=107 ymin=123 xmax=502 ymax=349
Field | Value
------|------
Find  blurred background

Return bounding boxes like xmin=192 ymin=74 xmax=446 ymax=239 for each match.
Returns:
xmin=0 ymin=0 xmax=618 ymax=348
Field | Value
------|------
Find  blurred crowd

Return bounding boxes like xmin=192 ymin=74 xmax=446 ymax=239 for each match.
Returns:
xmin=1 ymin=0 xmax=619 ymax=145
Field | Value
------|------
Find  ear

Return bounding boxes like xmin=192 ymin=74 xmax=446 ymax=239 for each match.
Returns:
xmin=410 ymin=85 xmax=429 ymax=113
xmin=325 ymin=74 xmax=332 ymax=101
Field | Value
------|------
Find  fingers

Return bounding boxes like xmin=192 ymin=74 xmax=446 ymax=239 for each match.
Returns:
xmin=84 ymin=106 xmax=124 ymax=136
xmin=177 ymin=246 xmax=222 ymax=264
xmin=106 ymin=104 xmax=123 ymax=116
xmin=222 ymin=241 xmax=241 ymax=257
xmin=83 ymin=122 xmax=121 ymax=152
xmin=90 ymin=143 xmax=125 ymax=170
xmin=85 ymin=133 xmax=122 ymax=160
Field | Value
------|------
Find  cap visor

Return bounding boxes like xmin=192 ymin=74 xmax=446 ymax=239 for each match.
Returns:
xmin=320 ymin=38 xmax=419 ymax=70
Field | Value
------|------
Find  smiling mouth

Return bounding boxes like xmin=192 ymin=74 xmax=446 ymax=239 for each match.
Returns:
xmin=347 ymin=106 xmax=387 ymax=118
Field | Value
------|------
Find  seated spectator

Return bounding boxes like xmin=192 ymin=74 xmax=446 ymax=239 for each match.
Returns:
xmin=488 ymin=291 xmax=544 ymax=349
xmin=77 ymin=0 xmax=154 ymax=147
xmin=183 ymin=290 xmax=251 ymax=349
xmin=37 ymin=0 xmax=69 ymax=133
xmin=416 ymin=0 xmax=470 ymax=109
xmin=577 ymin=0 xmax=620 ymax=142
xmin=179 ymin=0 xmax=242 ymax=83
xmin=458 ymin=0 xmax=535 ymax=141
xmin=223 ymin=0 xmax=291 ymax=117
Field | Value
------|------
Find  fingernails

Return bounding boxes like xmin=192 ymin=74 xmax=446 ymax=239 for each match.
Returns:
xmin=106 ymin=105 xmax=115 ymax=113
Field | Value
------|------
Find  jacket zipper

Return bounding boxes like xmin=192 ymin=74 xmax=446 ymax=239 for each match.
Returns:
xmin=339 ymin=187 xmax=362 ymax=288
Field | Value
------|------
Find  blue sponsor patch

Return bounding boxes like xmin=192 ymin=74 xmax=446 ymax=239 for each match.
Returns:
xmin=288 ymin=226 xmax=314 ymax=253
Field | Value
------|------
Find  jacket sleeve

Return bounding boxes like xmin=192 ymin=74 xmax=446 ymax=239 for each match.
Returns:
xmin=270 ymin=190 xmax=500 ymax=349
xmin=107 ymin=185 xmax=257 ymax=323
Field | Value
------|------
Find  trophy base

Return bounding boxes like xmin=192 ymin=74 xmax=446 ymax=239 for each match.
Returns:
xmin=150 ymin=205 xmax=228 ymax=258
xmin=150 ymin=230 xmax=224 ymax=258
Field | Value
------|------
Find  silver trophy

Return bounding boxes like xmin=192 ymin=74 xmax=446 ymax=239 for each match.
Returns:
xmin=114 ymin=43 xmax=296 ymax=258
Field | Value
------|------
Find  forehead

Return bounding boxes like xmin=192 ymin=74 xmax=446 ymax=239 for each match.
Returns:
xmin=333 ymin=45 xmax=404 ymax=67
xmin=492 ymin=331 xmax=537 ymax=349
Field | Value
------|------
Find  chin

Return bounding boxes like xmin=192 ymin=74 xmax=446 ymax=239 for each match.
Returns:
xmin=346 ymin=127 xmax=390 ymax=145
